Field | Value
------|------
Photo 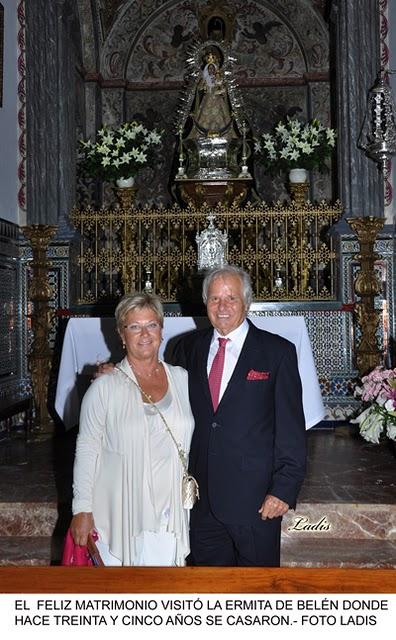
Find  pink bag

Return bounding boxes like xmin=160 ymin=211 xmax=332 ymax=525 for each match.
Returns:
xmin=61 ymin=529 xmax=102 ymax=566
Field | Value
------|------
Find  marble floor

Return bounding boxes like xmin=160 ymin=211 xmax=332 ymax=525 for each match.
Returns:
xmin=0 ymin=425 xmax=395 ymax=566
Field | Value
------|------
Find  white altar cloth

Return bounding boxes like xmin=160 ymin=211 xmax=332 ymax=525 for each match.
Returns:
xmin=55 ymin=316 xmax=325 ymax=430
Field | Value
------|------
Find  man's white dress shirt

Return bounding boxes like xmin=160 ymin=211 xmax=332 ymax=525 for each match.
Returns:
xmin=207 ymin=319 xmax=249 ymax=403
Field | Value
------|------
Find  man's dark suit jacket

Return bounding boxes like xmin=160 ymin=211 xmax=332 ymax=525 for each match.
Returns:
xmin=172 ymin=319 xmax=307 ymax=526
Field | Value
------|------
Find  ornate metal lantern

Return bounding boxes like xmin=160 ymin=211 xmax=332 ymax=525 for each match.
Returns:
xmin=359 ymin=70 xmax=396 ymax=171
xmin=196 ymin=214 xmax=228 ymax=271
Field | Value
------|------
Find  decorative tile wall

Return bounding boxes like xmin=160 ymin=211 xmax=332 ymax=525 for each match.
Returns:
xmin=0 ymin=223 xmax=71 ymax=438
xmin=250 ymin=305 xmax=357 ymax=421
xmin=19 ymin=240 xmax=70 ymax=380
xmin=0 ymin=220 xmax=22 ymax=401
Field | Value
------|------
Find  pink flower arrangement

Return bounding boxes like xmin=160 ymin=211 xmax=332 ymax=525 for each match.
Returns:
xmin=351 ymin=366 xmax=396 ymax=443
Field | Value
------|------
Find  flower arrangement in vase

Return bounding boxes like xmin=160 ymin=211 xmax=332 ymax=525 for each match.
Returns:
xmin=351 ymin=366 xmax=396 ymax=443
xmin=255 ymin=117 xmax=336 ymax=179
xmin=79 ymin=121 xmax=163 ymax=184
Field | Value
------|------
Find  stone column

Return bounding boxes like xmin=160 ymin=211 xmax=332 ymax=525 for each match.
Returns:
xmin=25 ymin=0 xmax=79 ymax=230
xmin=330 ymin=0 xmax=384 ymax=218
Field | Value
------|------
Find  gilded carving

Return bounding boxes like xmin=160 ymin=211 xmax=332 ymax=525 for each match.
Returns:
xmin=347 ymin=216 xmax=385 ymax=376
xmin=70 ymin=199 xmax=341 ymax=303
xmin=22 ymin=225 xmax=57 ymax=434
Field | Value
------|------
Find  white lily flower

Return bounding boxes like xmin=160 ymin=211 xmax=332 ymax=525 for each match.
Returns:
xmin=263 ymin=139 xmax=275 ymax=152
xmin=299 ymin=142 xmax=313 ymax=154
xmin=275 ymin=123 xmax=287 ymax=135
xmin=101 ymin=133 xmax=114 ymax=145
xmin=136 ymin=152 xmax=147 ymax=163
xmin=79 ymin=120 xmax=161 ymax=180
xmin=326 ymin=129 xmax=336 ymax=146
xmin=120 ymin=152 xmax=132 ymax=163
xmin=147 ymin=131 xmax=161 ymax=144
xmin=97 ymin=144 xmax=110 ymax=154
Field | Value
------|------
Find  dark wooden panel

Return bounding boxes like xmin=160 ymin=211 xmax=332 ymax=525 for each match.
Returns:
xmin=0 ymin=567 xmax=395 ymax=593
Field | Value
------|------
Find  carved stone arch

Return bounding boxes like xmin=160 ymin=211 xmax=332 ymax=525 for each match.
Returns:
xmin=100 ymin=0 xmax=329 ymax=82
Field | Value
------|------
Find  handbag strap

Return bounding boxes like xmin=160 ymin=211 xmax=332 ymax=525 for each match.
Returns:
xmin=114 ymin=364 xmax=189 ymax=474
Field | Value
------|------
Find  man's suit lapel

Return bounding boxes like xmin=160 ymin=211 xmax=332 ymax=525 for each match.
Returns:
xmin=217 ymin=321 xmax=257 ymax=410
xmin=196 ymin=329 xmax=213 ymax=406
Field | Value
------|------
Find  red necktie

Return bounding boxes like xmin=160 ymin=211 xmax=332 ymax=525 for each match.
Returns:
xmin=208 ymin=337 xmax=228 ymax=412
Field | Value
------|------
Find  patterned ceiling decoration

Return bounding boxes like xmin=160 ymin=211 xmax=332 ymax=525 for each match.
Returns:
xmin=99 ymin=0 xmax=328 ymax=81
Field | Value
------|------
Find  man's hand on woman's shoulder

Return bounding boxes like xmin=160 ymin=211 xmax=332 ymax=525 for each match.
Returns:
xmin=94 ymin=362 xmax=115 ymax=379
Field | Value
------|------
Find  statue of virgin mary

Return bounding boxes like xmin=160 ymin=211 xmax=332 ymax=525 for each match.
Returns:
xmin=175 ymin=41 xmax=248 ymax=180
xmin=193 ymin=52 xmax=233 ymax=136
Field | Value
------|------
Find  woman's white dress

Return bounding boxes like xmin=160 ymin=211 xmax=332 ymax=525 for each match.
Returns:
xmin=72 ymin=357 xmax=194 ymax=566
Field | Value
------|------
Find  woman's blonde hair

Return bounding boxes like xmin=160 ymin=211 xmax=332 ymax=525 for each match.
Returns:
xmin=115 ymin=292 xmax=164 ymax=331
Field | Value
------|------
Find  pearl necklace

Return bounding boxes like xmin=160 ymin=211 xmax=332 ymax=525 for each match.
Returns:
xmin=131 ymin=362 xmax=161 ymax=379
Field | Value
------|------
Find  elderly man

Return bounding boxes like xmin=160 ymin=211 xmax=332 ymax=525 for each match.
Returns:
xmin=172 ymin=265 xmax=306 ymax=567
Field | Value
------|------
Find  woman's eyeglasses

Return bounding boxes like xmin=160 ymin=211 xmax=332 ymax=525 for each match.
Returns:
xmin=123 ymin=321 xmax=161 ymax=334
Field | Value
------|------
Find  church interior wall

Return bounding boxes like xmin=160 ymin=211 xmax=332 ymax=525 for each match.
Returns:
xmin=0 ymin=220 xmax=23 ymax=403
xmin=0 ymin=0 xmax=395 ymax=425
xmin=0 ymin=0 xmax=18 ymax=225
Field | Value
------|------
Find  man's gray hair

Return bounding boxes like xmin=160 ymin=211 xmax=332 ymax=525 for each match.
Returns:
xmin=202 ymin=265 xmax=253 ymax=308
xmin=115 ymin=292 xmax=164 ymax=330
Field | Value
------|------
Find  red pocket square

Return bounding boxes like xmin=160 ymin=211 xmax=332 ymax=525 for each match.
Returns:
xmin=246 ymin=369 xmax=270 ymax=381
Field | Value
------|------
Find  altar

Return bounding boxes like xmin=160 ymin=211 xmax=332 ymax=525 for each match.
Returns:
xmin=54 ymin=315 xmax=324 ymax=431
xmin=176 ymin=177 xmax=252 ymax=207
xmin=173 ymin=39 xmax=253 ymax=207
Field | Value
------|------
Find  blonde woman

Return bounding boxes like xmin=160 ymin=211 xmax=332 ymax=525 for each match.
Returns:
xmin=70 ymin=293 xmax=194 ymax=566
